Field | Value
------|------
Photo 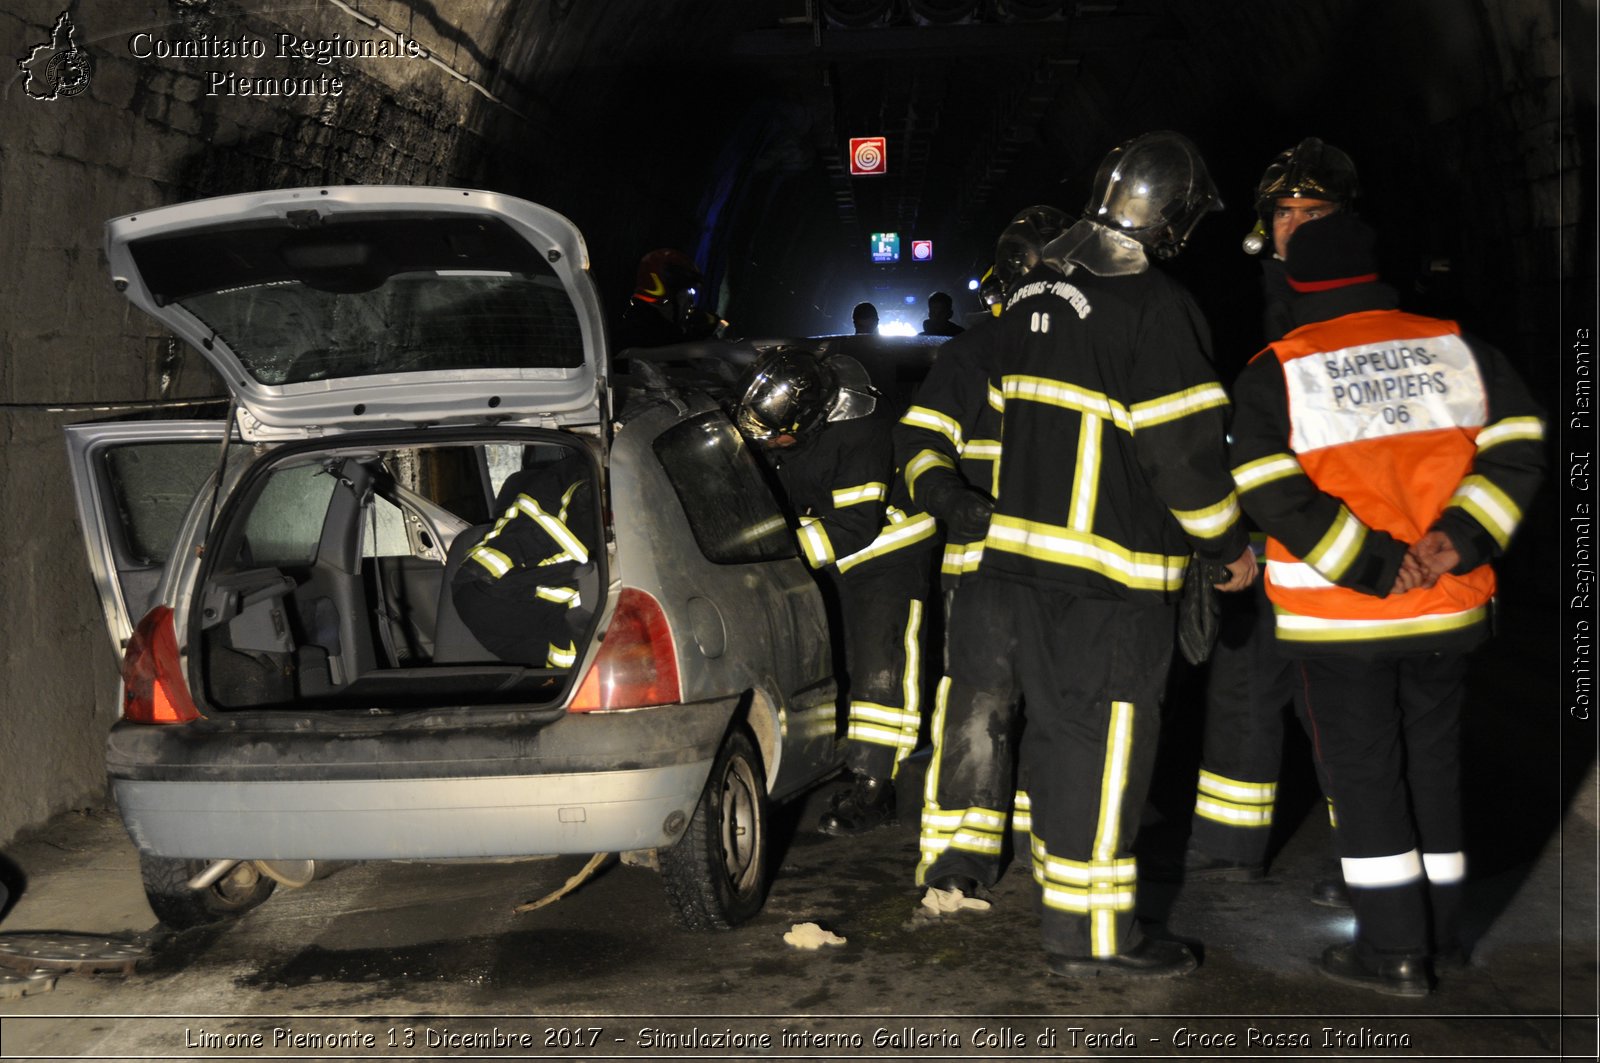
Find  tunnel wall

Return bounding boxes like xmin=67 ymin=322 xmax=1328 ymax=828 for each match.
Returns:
xmin=0 ymin=0 xmax=526 ymax=845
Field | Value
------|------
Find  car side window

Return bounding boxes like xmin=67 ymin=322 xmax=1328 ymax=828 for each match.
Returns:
xmin=104 ymin=442 xmax=245 ymax=564
xmin=239 ymin=463 xmax=338 ymax=567
xmin=653 ymin=412 xmax=797 ymax=565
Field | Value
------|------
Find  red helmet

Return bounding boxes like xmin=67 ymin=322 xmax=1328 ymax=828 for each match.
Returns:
xmin=633 ymin=248 xmax=704 ymax=303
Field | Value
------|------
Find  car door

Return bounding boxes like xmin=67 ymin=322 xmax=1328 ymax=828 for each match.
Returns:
xmin=62 ymin=419 xmax=236 ymax=655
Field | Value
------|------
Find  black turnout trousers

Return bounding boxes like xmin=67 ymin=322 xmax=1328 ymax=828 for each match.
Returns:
xmin=946 ymin=575 xmax=1175 ymax=959
xmin=1293 ymin=652 xmax=1469 ymax=958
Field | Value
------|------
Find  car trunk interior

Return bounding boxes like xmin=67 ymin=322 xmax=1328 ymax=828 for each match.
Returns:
xmin=194 ymin=431 xmax=602 ymax=713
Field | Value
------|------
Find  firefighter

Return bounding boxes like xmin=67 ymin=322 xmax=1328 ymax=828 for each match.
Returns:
xmin=894 ymin=205 xmax=1071 ymax=900
xmin=1229 ymin=212 xmax=1545 ymax=995
xmin=1179 ymin=138 xmax=1362 ymax=894
xmin=734 ymin=349 xmax=938 ymax=834
xmin=451 ymin=447 xmax=597 ymax=669
xmin=952 ymin=131 xmax=1255 ymax=978
xmin=615 ymin=248 xmax=721 ymax=350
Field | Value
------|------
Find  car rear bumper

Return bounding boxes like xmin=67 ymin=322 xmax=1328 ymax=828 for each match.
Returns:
xmin=106 ymin=699 xmax=739 ymax=860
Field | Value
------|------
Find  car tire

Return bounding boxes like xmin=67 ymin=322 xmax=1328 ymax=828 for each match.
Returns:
xmin=660 ymin=727 xmax=769 ymax=930
xmin=139 ymin=854 xmax=276 ymax=930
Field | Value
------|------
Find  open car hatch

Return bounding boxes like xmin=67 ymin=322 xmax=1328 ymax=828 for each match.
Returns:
xmin=106 ymin=187 xmax=608 ymax=441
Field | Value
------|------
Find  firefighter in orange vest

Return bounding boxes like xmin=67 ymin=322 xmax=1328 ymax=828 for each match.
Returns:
xmin=1229 ymin=212 xmax=1546 ymax=996
xmin=1177 ymin=138 xmax=1362 ymax=899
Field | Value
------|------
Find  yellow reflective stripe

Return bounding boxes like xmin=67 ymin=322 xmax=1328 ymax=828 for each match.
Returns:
xmin=1326 ymin=798 xmax=1338 ymax=829
xmin=1196 ymin=799 xmax=1273 ymax=827
xmin=906 ymin=449 xmax=956 ymax=493
xmin=546 ymin=641 xmax=576 ymax=668
xmin=515 ymin=494 xmax=589 ymax=564
xmin=1449 ymin=474 xmax=1522 ymax=549
xmin=836 ymin=513 xmax=937 ymax=573
xmin=1172 ymin=492 xmax=1242 ymax=539
xmin=1089 ymin=700 xmax=1135 ymax=956
xmin=986 ymin=515 xmax=1188 ymax=591
xmin=941 ymin=541 xmax=985 ymax=575
xmin=1030 ymin=839 xmax=1137 ymax=918
xmin=1232 ymin=453 xmax=1303 ymax=493
xmin=1273 ymin=604 xmax=1489 ymax=642
xmin=1129 ymin=382 xmax=1230 ymax=430
xmin=1423 ymin=851 xmax=1466 ymax=884
xmin=797 ymin=517 xmax=835 ymax=568
xmin=962 ymin=439 xmax=1002 ymax=461
xmin=1002 ymin=375 xmax=1134 ymax=432
xmin=901 ymin=406 xmax=964 ymax=449
xmin=900 ymin=599 xmax=923 ymax=738
xmin=535 ymin=586 xmax=581 ymax=608
xmin=1093 ymin=701 xmax=1134 ymax=862
xmin=1266 ymin=559 xmax=1334 ymax=589
xmin=1475 ymin=416 xmax=1544 ymax=452
xmin=1197 ymin=769 xmax=1277 ymax=803
xmin=987 ymin=383 xmax=1004 ymax=411
xmin=557 ymin=479 xmax=583 ymax=523
xmin=1304 ymin=506 xmax=1367 ymax=581
xmin=1068 ymin=414 xmax=1102 ymax=532
xmin=833 ymin=482 xmax=887 ymax=508
xmin=467 ymin=545 xmax=513 ymax=577
xmin=1341 ymin=850 xmax=1423 ymax=887
xmin=1203 ymin=768 xmax=1273 ymax=826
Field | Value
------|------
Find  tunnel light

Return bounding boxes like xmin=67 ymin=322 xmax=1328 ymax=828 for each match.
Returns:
xmin=880 ymin=321 xmax=917 ymax=337
xmin=903 ymin=295 xmax=917 ymax=305
xmin=967 ymin=278 xmax=980 ymax=290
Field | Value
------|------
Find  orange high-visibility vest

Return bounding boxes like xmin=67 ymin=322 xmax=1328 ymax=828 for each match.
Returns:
xmin=1262 ymin=309 xmax=1495 ymax=647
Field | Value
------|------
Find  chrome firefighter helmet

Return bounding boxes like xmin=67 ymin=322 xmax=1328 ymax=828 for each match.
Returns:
xmin=735 ymin=349 xmax=837 ymax=444
xmin=1084 ymin=130 xmax=1222 ymax=259
xmin=995 ymin=204 xmax=1073 ymax=291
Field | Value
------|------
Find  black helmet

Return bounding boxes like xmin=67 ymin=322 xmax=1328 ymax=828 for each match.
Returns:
xmin=994 ymin=204 xmax=1073 ymax=291
xmin=1084 ymin=131 xmax=1222 ymax=260
xmin=735 ymin=349 xmax=837 ymax=444
xmin=1253 ymin=137 xmax=1360 ymax=216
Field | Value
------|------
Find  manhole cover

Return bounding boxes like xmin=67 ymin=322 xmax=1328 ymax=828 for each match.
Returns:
xmin=0 ymin=933 xmax=149 ymax=976
xmin=0 ymin=968 xmax=59 ymax=999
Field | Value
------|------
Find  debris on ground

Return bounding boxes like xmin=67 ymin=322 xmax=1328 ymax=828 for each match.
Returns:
xmin=783 ymin=922 xmax=846 ymax=949
xmin=919 ymin=885 xmax=991 ymax=915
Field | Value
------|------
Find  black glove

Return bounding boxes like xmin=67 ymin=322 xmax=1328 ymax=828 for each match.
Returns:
xmin=946 ymin=489 xmax=995 ymax=543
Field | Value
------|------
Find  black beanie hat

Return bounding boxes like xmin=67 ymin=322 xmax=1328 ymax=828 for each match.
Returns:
xmin=1285 ymin=212 xmax=1379 ymax=292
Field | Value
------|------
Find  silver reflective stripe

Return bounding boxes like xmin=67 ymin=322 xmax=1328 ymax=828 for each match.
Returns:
xmin=1422 ymin=851 xmax=1466 ymax=884
xmin=1341 ymin=849 xmax=1423 ymax=887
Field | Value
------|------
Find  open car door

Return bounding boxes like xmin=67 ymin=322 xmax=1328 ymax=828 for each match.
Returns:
xmin=62 ymin=419 xmax=236 ymax=655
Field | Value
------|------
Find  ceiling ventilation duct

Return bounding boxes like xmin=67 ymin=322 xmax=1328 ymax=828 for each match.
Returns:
xmin=821 ymin=0 xmax=896 ymax=27
xmin=994 ymin=0 xmax=1063 ymax=20
xmin=907 ymin=0 xmax=981 ymax=24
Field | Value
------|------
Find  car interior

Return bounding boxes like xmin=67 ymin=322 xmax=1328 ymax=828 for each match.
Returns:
xmin=189 ymin=438 xmax=593 ymax=711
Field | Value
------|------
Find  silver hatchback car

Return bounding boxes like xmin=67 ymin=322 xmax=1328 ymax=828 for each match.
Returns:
xmin=65 ymin=187 xmax=841 ymax=932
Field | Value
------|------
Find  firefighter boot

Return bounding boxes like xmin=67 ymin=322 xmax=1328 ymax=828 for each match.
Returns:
xmin=818 ymin=774 xmax=897 ymax=836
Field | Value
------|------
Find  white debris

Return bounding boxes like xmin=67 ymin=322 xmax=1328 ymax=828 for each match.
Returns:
xmin=783 ymin=922 xmax=847 ymax=949
xmin=920 ymin=885 xmax=991 ymax=914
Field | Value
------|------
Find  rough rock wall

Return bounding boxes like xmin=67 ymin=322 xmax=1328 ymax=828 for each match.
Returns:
xmin=0 ymin=0 xmax=524 ymax=844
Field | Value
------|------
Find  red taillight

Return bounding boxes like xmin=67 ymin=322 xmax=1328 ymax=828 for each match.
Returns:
xmin=569 ymin=588 xmax=681 ymax=712
xmin=121 ymin=606 xmax=201 ymax=724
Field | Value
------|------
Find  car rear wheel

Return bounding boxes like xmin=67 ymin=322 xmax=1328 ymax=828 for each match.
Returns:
xmin=660 ymin=727 xmax=769 ymax=930
xmin=139 ymin=854 xmax=276 ymax=930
